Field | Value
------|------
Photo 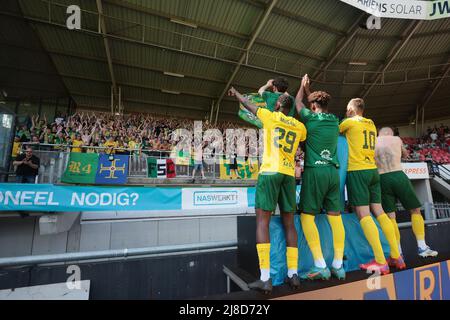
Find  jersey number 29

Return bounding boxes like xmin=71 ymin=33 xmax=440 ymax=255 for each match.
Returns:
xmin=274 ymin=128 xmax=297 ymax=153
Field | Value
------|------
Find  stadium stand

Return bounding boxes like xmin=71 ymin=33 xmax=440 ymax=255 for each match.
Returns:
xmin=13 ymin=111 xmax=250 ymax=151
xmin=402 ymin=124 xmax=450 ymax=164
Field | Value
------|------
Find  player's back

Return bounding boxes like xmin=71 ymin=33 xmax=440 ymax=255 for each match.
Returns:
xmin=339 ymin=116 xmax=377 ymax=171
xmin=375 ymin=136 xmax=403 ymax=174
xmin=299 ymin=109 xmax=339 ymax=168
xmin=257 ymin=108 xmax=307 ymax=176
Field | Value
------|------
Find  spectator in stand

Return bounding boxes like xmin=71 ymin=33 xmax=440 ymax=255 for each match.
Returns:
xmin=41 ymin=127 xmax=56 ymax=144
xmin=430 ymin=130 xmax=438 ymax=142
xmin=411 ymin=150 xmax=420 ymax=162
xmin=13 ymin=147 xmax=40 ymax=183
xmin=16 ymin=124 xmax=31 ymax=142
xmin=86 ymin=142 xmax=96 ymax=154
xmin=13 ymin=111 xmax=273 ymax=166
xmin=192 ymin=141 xmax=206 ymax=180
xmin=104 ymin=136 xmax=117 ymax=155
xmin=71 ymin=133 xmax=84 ymax=153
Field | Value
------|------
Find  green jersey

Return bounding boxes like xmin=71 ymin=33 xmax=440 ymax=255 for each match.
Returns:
xmin=262 ymin=91 xmax=296 ymax=117
xmin=299 ymin=108 xmax=339 ymax=168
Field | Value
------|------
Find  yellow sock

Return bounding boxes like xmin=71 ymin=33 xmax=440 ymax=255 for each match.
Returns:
xmin=390 ymin=217 xmax=401 ymax=246
xmin=412 ymin=213 xmax=425 ymax=241
xmin=327 ymin=215 xmax=345 ymax=265
xmin=301 ymin=214 xmax=325 ymax=267
xmin=377 ymin=214 xmax=400 ymax=259
xmin=360 ymin=216 xmax=386 ymax=264
xmin=256 ymin=243 xmax=271 ymax=270
xmin=286 ymin=247 xmax=298 ymax=274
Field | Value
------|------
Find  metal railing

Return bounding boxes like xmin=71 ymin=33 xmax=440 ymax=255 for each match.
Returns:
xmin=433 ymin=202 xmax=450 ymax=219
xmin=432 ymin=164 xmax=450 ymax=182
xmin=12 ymin=143 xmax=261 ymax=184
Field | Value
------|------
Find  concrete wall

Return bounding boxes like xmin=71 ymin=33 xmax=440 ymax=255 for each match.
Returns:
xmin=0 ymin=215 xmax=237 ymax=258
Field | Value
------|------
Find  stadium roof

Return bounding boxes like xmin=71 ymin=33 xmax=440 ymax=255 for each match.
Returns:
xmin=1 ymin=0 xmax=450 ymax=126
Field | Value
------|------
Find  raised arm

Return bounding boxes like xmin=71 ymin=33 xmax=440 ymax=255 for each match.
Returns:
xmin=90 ymin=123 xmax=97 ymax=137
xmin=295 ymin=75 xmax=308 ymax=114
xmin=228 ymin=87 xmax=258 ymax=115
xmin=304 ymin=74 xmax=312 ymax=97
xmin=30 ymin=115 xmax=36 ymax=131
xmin=258 ymin=79 xmax=273 ymax=97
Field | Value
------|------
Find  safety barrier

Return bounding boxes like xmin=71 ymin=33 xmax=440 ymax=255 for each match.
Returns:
xmin=433 ymin=202 xmax=450 ymax=219
xmin=12 ymin=143 xmax=262 ymax=183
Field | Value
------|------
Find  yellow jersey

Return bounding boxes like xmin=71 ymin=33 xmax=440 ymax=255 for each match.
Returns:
xmin=128 ymin=140 xmax=137 ymax=151
xmin=104 ymin=141 xmax=118 ymax=154
xmin=71 ymin=140 xmax=83 ymax=153
xmin=257 ymin=108 xmax=307 ymax=177
xmin=12 ymin=142 xmax=21 ymax=157
xmin=339 ymin=116 xmax=377 ymax=171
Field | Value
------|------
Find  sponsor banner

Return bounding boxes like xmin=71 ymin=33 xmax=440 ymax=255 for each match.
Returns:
xmin=182 ymin=188 xmax=248 ymax=211
xmin=340 ymin=0 xmax=450 ymax=20
xmin=275 ymin=274 xmax=397 ymax=300
xmin=394 ymin=260 xmax=450 ymax=300
xmin=0 ymin=184 xmax=181 ymax=212
xmin=402 ymin=162 xmax=429 ymax=179
xmin=276 ymin=259 xmax=450 ymax=300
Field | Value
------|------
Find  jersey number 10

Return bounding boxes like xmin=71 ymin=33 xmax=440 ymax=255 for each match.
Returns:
xmin=362 ymin=130 xmax=376 ymax=150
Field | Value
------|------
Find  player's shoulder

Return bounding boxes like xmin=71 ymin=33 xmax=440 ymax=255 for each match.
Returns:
xmin=291 ymin=116 xmax=307 ymax=131
xmin=339 ymin=117 xmax=354 ymax=125
xmin=257 ymin=107 xmax=272 ymax=117
xmin=364 ymin=117 xmax=376 ymax=126
xmin=262 ymin=91 xmax=277 ymax=98
xmin=279 ymin=113 xmax=304 ymax=128
xmin=346 ymin=116 xmax=375 ymax=126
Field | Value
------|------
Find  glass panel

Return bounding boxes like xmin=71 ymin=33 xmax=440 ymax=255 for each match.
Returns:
xmin=0 ymin=113 xmax=14 ymax=169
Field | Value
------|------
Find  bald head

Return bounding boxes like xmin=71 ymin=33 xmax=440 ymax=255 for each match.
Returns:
xmin=379 ymin=127 xmax=394 ymax=136
xmin=346 ymin=98 xmax=365 ymax=117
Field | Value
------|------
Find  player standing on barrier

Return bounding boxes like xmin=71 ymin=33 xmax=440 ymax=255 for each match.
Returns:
xmin=228 ymin=87 xmax=307 ymax=294
xmin=375 ymin=127 xmax=438 ymax=261
xmin=339 ymin=99 xmax=401 ymax=275
xmin=258 ymin=77 xmax=296 ymax=117
xmin=295 ymin=75 xmax=346 ymax=281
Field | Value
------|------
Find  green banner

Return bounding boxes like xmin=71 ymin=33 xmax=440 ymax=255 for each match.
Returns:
xmin=238 ymin=93 xmax=266 ymax=128
xmin=61 ymin=153 xmax=99 ymax=184
xmin=147 ymin=158 xmax=158 ymax=178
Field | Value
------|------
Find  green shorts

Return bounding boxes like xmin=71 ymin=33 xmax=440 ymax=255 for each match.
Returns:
xmin=255 ymin=172 xmax=296 ymax=213
xmin=299 ymin=166 xmax=341 ymax=215
xmin=380 ymin=171 xmax=422 ymax=213
xmin=347 ymin=169 xmax=381 ymax=206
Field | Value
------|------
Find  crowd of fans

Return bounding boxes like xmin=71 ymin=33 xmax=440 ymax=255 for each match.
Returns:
xmin=12 ymin=112 xmax=450 ymax=166
xmin=12 ymin=112 xmax=249 ymax=158
xmin=402 ymin=124 xmax=450 ymax=164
